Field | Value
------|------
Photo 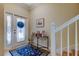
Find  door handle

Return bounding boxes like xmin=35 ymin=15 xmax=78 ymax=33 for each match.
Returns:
xmin=14 ymin=29 xmax=16 ymax=34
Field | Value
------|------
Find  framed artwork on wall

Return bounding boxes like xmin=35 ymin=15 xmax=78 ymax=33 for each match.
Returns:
xmin=36 ymin=18 xmax=44 ymax=28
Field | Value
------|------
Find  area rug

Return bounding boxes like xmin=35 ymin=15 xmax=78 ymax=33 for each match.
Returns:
xmin=9 ymin=45 xmax=44 ymax=56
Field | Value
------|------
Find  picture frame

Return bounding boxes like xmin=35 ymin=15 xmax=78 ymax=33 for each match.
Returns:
xmin=36 ymin=18 xmax=44 ymax=28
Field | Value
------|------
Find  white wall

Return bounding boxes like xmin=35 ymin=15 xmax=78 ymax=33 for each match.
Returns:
xmin=0 ymin=4 xmax=4 ymax=55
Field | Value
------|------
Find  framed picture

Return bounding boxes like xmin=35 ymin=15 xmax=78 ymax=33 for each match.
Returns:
xmin=36 ymin=18 xmax=44 ymax=28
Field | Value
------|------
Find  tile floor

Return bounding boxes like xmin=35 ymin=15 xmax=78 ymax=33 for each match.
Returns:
xmin=4 ymin=51 xmax=11 ymax=56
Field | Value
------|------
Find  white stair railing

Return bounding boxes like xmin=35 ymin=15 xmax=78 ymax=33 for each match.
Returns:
xmin=60 ymin=30 xmax=62 ymax=56
xmin=50 ymin=23 xmax=56 ymax=56
xmin=51 ymin=15 xmax=79 ymax=56
xmin=75 ymin=21 xmax=78 ymax=56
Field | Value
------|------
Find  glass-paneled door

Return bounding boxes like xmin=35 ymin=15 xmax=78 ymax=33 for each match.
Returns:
xmin=5 ymin=13 xmax=26 ymax=50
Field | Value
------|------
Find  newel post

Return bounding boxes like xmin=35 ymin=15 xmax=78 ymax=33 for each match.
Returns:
xmin=50 ymin=23 xmax=56 ymax=56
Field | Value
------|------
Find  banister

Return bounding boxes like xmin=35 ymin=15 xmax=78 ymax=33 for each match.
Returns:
xmin=56 ymin=15 xmax=79 ymax=32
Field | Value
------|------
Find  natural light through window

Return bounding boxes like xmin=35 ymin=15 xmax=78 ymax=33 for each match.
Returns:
xmin=16 ymin=17 xmax=25 ymax=42
xmin=7 ymin=14 xmax=12 ymax=45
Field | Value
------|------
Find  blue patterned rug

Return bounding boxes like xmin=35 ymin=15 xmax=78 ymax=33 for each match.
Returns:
xmin=9 ymin=45 xmax=43 ymax=56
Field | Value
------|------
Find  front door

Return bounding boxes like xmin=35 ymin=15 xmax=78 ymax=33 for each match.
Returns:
xmin=4 ymin=13 xmax=27 ymax=50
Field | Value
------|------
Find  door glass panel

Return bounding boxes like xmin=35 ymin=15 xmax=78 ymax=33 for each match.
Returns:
xmin=7 ymin=14 xmax=12 ymax=45
xmin=16 ymin=17 xmax=25 ymax=42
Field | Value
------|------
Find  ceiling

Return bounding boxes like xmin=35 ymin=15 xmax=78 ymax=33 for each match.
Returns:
xmin=16 ymin=3 xmax=44 ymax=10
xmin=4 ymin=3 xmax=79 ymax=11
